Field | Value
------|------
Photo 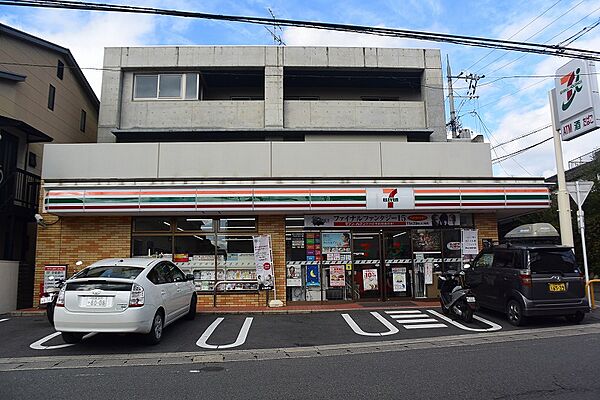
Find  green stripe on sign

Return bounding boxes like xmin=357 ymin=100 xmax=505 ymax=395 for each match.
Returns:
xmin=85 ymin=197 xmax=139 ymax=203
xmin=47 ymin=198 xmax=83 ymax=204
xmin=461 ymin=195 xmax=505 ymax=201
xmin=506 ymin=195 xmax=549 ymax=200
xmin=254 ymin=196 xmax=310 ymax=202
xmin=415 ymin=195 xmax=460 ymax=201
xmin=311 ymin=196 xmax=367 ymax=202
xmin=197 ymin=196 xmax=253 ymax=203
xmin=140 ymin=197 xmax=195 ymax=203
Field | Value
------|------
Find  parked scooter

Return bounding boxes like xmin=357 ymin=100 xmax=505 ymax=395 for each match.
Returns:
xmin=438 ymin=267 xmax=477 ymax=323
xmin=39 ymin=275 xmax=65 ymax=326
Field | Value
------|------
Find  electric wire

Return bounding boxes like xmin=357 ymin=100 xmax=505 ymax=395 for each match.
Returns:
xmin=490 ymin=124 xmax=552 ymax=150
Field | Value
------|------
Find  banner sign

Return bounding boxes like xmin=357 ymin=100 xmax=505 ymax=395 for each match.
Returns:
xmin=305 ymin=213 xmax=460 ymax=228
xmin=363 ymin=268 xmax=379 ymax=291
xmin=306 ymin=264 xmax=320 ymax=286
xmin=392 ymin=267 xmax=407 ymax=292
xmin=554 ymin=59 xmax=600 ymax=141
xmin=329 ymin=265 xmax=345 ymax=287
xmin=43 ymin=265 xmax=67 ymax=294
xmin=253 ymin=235 xmax=274 ymax=289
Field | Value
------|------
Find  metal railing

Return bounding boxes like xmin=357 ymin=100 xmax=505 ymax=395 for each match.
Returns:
xmin=586 ymin=279 xmax=600 ymax=310
xmin=0 ymin=168 xmax=41 ymax=211
xmin=213 ymin=280 xmax=259 ymax=307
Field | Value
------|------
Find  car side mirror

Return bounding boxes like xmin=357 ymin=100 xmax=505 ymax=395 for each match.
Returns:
xmin=463 ymin=264 xmax=471 ymax=270
xmin=186 ymin=274 xmax=194 ymax=281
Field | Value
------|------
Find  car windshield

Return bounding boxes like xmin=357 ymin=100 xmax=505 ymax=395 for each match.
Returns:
xmin=528 ymin=249 xmax=578 ymax=274
xmin=74 ymin=266 xmax=144 ymax=279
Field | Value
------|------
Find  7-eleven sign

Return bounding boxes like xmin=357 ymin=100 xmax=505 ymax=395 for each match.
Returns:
xmin=366 ymin=188 xmax=414 ymax=210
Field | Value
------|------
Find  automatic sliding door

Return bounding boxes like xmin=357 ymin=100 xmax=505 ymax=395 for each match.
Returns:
xmin=383 ymin=231 xmax=412 ymax=299
xmin=352 ymin=233 xmax=382 ymax=300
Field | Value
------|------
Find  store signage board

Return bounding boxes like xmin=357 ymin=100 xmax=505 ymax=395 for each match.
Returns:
xmin=304 ymin=213 xmax=460 ymax=228
xmin=554 ymin=59 xmax=600 ymax=141
xmin=567 ymin=181 xmax=594 ymax=207
xmin=253 ymin=234 xmax=274 ymax=289
xmin=366 ymin=188 xmax=414 ymax=209
xmin=43 ymin=265 xmax=67 ymax=293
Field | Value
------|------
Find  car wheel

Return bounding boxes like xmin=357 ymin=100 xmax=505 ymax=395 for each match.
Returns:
xmin=507 ymin=299 xmax=526 ymax=326
xmin=145 ymin=311 xmax=164 ymax=345
xmin=61 ymin=332 xmax=84 ymax=344
xmin=565 ymin=311 xmax=585 ymax=324
xmin=185 ymin=294 xmax=197 ymax=320
xmin=46 ymin=304 xmax=55 ymax=326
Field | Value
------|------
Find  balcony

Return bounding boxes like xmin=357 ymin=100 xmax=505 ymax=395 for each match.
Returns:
xmin=0 ymin=168 xmax=41 ymax=214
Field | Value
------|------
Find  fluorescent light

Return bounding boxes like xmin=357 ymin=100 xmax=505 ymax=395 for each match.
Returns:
xmin=177 ymin=227 xmax=184 ymax=232
xmin=393 ymin=232 xmax=407 ymax=238
xmin=163 ymin=221 xmax=171 ymax=226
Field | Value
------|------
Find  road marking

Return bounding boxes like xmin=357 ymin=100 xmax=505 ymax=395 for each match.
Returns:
xmin=30 ymin=332 xmax=96 ymax=350
xmin=389 ymin=314 xmax=431 ymax=319
xmin=405 ymin=324 xmax=448 ymax=329
xmin=342 ymin=312 xmax=400 ymax=337
xmin=385 ymin=310 xmax=422 ymax=315
xmin=196 ymin=317 xmax=253 ymax=349
xmin=0 ymin=318 xmax=9 ymax=323
xmin=427 ymin=310 xmax=503 ymax=332
xmin=395 ymin=318 xmax=441 ymax=324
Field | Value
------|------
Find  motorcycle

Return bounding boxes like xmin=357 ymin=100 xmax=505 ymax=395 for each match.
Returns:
xmin=438 ymin=268 xmax=477 ymax=323
xmin=40 ymin=275 xmax=65 ymax=326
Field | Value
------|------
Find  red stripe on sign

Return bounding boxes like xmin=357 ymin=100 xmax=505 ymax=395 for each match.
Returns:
xmin=86 ymin=205 xmax=141 ymax=209
xmin=139 ymin=205 xmax=196 ymax=209
xmin=254 ymin=204 xmax=311 ymax=208
xmin=461 ymin=202 xmax=506 ymax=206
xmin=196 ymin=204 xmax=253 ymax=208
xmin=505 ymin=202 xmax=550 ymax=206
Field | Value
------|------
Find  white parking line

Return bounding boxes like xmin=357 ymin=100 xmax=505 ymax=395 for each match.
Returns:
xmin=196 ymin=317 xmax=253 ymax=349
xmin=427 ymin=310 xmax=503 ymax=332
xmin=405 ymin=324 xmax=448 ymax=329
xmin=385 ymin=310 xmax=422 ymax=315
xmin=389 ymin=314 xmax=431 ymax=319
xmin=0 ymin=318 xmax=9 ymax=323
xmin=342 ymin=312 xmax=400 ymax=337
xmin=30 ymin=332 xmax=96 ymax=350
xmin=396 ymin=318 xmax=441 ymax=324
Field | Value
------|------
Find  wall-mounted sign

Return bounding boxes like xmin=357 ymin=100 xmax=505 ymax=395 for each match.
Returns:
xmin=366 ymin=188 xmax=414 ymax=209
xmin=304 ymin=213 xmax=460 ymax=228
xmin=253 ymin=235 xmax=274 ymax=289
xmin=554 ymin=59 xmax=600 ymax=141
xmin=43 ymin=265 xmax=67 ymax=294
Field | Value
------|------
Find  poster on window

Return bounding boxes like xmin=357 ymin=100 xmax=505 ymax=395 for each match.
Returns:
xmin=253 ymin=234 xmax=274 ymax=289
xmin=392 ymin=267 xmax=407 ymax=292
xmin=306 ymin=264 xmax=320 ymax=286
xmin=330 ymin=265 xmax=345 ymax=287
xmin=286 ymin=264 xmax=302 ymax=287
xmin=425 ymin=262 xmax=433 ymax=285
xmin=322 ymin=232 xmax=351 ymax=250
xmin=43 ymin=265 xmax=67 ymax=294
xmin=363 ymin=268 xmax=379 ymax=291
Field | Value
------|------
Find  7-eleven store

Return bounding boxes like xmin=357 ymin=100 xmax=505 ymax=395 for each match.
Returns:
xmin=35 ymin=181 xmax=550 ymax=308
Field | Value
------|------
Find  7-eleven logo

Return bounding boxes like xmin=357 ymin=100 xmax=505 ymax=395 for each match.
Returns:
xmin=560 ymin=67 xmax=583 ymax=111
xmin=382 ymin=188 xmax=399 ymax=208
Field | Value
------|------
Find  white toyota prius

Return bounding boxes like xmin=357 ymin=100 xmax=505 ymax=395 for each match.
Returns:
xmin=53 ymin=258 xmax=197 ymax=345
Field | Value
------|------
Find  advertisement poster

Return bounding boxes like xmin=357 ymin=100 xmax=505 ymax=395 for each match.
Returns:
xmin=392 ymin=267 xmax=406 ymax=292
xmin=43 ymin=265 xmax=67 ymax=293
xmin=461 ymin=229 xmax=479 ymax=255
xmin=322 ymin=232 xmax=351 ymax=250
xmin=329 ymin=265 xmax=345 ymax=287
xmin=253 ymin=234 xmax=274 ymax=289
xmin=306 ymin=264 xmax=320 ymax=286
xmin=286 ymin=265 xmax=302 ymax=287
xmin=363 ymin=268 xmax=379 ymax=291
xmin=305 ymin=214 xmax=460 ymax=228
xmin=425 ymin=262 xmax=433 ymax=285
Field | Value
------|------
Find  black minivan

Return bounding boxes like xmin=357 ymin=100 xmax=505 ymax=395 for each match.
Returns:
xmin=466 ymin=244 xmax=590 ymax=326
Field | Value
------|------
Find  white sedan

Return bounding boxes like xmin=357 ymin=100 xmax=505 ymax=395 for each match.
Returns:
xmin=53 ymin=258 xmax=197 ymax=345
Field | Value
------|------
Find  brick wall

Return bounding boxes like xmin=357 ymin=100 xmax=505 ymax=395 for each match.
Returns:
xmin=474 ymin=213 xmax=498 ymax=251
xmin=34 ymin=214 xmax=131 ymax=305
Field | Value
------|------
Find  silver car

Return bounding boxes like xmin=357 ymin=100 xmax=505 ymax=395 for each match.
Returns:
xmin=53 ymin=258 xmax=197 ymax=344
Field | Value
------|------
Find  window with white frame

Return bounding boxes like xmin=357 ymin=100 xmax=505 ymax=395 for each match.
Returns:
xmin=134 ymin=73 xmax=199 ymax=100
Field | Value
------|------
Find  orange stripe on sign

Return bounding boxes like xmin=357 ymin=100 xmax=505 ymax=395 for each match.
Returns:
xmin=253 ymin=190 xmax=310 ymax=195
xmin=504 ymin=188 xmax=548 ymax=193
xmin=47 ymin=191 xmax=84 ymax=197
xmin=138 ymin=190 xmax=197 ymax=195
xmin=310 ymin=189 xmax=366 ymax=194
xmin=460 ymin=189 xmax=506 ymax=193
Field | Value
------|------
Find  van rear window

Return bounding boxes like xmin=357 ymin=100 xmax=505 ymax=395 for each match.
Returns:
xmin=74 ymin=266 xmax=144 ymax=280
xmin=528 ymin=250 xmax=578 ymax=274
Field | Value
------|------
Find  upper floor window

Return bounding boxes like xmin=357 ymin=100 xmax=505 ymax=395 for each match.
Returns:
xmin=134 ymin=73 xmax=198 ymax=100
xmin=47 ymin=84 xmax=55 ymax=110
xmin=80 ymin=109 xmax=87 ymax=132
xmin=57 ymin=60 xmax=64 ymax=80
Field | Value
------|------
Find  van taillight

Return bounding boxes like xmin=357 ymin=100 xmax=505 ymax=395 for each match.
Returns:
xmin=519 ymin=270 xmax=532 ymax=287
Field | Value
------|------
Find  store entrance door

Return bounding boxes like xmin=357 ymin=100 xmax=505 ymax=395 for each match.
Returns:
xmin=352 ymin=232 xmax=382 ymax=300
xmin=382 ymin=231 xmax=413 ymax=299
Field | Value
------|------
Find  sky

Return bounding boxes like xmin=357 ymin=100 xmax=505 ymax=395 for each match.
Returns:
xmin=1 ymin=0 xmax=599 ymax=179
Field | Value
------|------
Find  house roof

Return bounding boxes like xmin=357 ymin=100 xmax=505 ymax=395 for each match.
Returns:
xmin=0 ymin=23 xmax=99 ymax=111
xmin=0 ymin=116 xmax=54 ymax=143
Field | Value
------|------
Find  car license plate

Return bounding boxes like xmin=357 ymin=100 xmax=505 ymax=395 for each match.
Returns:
xmin=466 ymin=296 xmax=476 ymax=303
xmin=84 ymin=297 xmax=109 ymax=308
xmin=39 ymin=296 xmax=53 ymax=305
xmin=548 ymin=283 xmax=566 ymax=292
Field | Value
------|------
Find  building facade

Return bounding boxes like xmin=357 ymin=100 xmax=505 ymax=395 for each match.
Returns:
xmin=34 ymin=46 xmax=550 ymax=308
xmin=0 ymin=23 xmax=99 ymax=311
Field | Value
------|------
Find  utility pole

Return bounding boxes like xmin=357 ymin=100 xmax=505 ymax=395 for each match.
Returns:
xmin=447 ymin=55 xmax=458 ymax=139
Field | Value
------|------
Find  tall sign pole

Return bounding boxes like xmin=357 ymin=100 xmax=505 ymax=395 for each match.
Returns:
xmin=567 ymin=181 xmax=594 ymax=302
xmin=549 ymin=89 xmax=574 ymax=246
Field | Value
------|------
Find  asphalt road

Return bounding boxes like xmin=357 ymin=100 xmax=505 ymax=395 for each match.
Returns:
xmin=1 ymin=307 xmax=599 ymax=357
xmin=1 ymin=333 xmax=599 ymax=400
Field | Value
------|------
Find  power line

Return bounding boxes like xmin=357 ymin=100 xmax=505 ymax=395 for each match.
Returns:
xmin=491 ymin=137 xmax=553 ymax=164
xmin=2 ymin=0 xmax=600 ymax=61
xmin=557 ymin=16 xmax=600 ymax=46
xmin=490 ymin=124 xmax=552 ymax=150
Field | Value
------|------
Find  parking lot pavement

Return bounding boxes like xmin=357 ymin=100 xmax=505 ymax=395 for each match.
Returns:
xmin=0 ymin=308 xmax=598 ymax=359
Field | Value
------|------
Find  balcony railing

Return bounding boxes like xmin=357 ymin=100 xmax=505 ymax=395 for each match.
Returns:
xmin=0 ymin=168 xmax=41 ymax=212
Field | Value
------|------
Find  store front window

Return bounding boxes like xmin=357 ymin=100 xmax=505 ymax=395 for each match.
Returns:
xmin=131 ymin=217 xmax=257 ymax=292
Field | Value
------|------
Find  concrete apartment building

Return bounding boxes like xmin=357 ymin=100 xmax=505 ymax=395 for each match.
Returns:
xmin=35 ymin=46 xmax=550 ymax=308
xmin=0 ymin=23 xmax=99 ymax=312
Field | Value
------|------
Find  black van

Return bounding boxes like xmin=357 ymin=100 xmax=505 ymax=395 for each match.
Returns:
xmin=466 ymin=244 xmax=589 ymax=326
